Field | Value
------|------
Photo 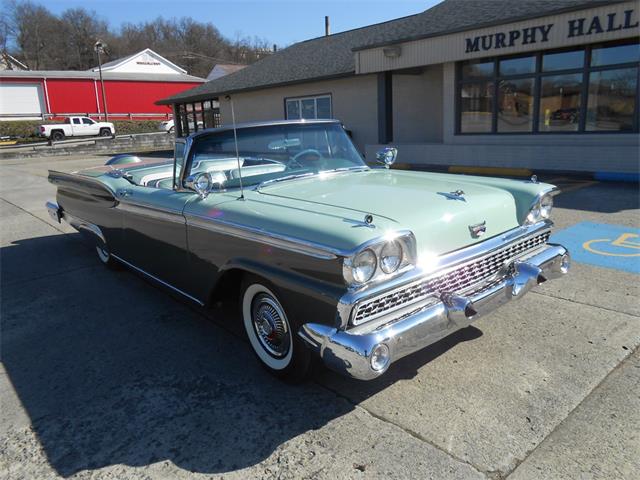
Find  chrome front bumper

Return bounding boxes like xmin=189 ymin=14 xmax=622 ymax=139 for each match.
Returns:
xmin=300 ymin=243 xmax=569 ymax=381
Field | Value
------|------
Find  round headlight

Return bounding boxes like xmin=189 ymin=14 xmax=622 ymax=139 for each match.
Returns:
xmin=526 ymin=205 xmax=541 ymax=224
xmin=352 ymin=249 xmax=377 ymax=283
xmin=539 ymin=194 xmax=553 ymax=219
xmin=380 ymin=240 xmax=403 ymax=274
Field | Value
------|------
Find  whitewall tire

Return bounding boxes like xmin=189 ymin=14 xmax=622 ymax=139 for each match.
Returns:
xmin=241 ymin=276 xmax=311 ymax=382
xmin=96 ymin=243 xmax=119 ymax=269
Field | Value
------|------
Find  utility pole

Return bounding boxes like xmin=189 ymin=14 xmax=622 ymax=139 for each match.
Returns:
xmin=94 ymin=41 xmax=109 ymax=122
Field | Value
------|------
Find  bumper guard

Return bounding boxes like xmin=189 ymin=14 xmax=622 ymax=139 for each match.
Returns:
xmin=299 ymin=243 xmax=569 ymax=380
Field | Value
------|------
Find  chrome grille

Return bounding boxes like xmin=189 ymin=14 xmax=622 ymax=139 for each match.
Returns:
xmin=352 ymin=231 xmax=550 ymax=324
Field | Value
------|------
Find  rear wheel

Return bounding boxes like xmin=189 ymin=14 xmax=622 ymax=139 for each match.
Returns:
xmin=99 ymin=128 xmax=112 ymax=137
xmin=51 ymin=130 xmax=64 ymax=141
xmin=241 ymin=275 xmax=311 ymax=383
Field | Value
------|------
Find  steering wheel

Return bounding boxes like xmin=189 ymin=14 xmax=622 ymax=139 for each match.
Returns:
xmin=287 ymin=149 xmax=324 ymax=170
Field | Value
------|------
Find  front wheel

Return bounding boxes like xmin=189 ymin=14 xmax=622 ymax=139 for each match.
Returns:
xmin=241 ymin=276 xmax=311 ymax=383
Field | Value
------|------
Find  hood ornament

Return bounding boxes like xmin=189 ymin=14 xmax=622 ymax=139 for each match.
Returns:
xmin=469 ymin=221 xmax=487 ymax=238
xmin=437 ymin=190 xmax=466 ymax=202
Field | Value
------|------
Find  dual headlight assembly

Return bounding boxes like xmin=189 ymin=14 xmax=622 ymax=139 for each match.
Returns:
xmin=524 ymin=192 xmax=554 ymax=225
xmin=344 ymin=191 xmax=555 ymax=287
xmin=343 ymin=233 xmax=416 ymax=287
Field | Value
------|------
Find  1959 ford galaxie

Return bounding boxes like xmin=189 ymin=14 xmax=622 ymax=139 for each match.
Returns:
xmin=46 ymin=119 xmax=570 ymax=381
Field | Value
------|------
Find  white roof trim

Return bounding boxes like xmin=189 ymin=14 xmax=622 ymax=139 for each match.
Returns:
xmin=92 ymin=48 xmax=187 ymax=74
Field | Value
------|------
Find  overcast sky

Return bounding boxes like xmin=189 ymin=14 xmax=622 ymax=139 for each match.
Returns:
xmin=28 ymin=0 xmax=442 ymax=46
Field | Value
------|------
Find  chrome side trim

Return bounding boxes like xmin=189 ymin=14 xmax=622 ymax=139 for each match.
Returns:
xmin=111 ymin=254 xmax=205 ymax=306
xmin=185 ymin=213 xmax=340 ymax=260
xmin=117 ymin=199 xmax=186 ymax=224
xmin=336 ymin=220 xmax=552 ymax=328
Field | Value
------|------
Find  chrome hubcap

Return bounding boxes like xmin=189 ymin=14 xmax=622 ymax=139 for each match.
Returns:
xmin=251 ymin=294 xmax=290 ymax=358
xmin=96 ymin=245 xmax=109 ymax=263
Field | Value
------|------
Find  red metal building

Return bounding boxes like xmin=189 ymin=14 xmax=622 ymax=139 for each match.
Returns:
xmin=0 ymin=49 xmax=205 ymax=121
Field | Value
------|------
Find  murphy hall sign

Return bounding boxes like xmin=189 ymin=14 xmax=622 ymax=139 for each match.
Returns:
xmin=465 ymin=6 xmax=638 ymax=53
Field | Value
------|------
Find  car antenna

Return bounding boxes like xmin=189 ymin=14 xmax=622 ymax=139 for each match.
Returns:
xmin=226 ymin=94 xmax=244 ymax=200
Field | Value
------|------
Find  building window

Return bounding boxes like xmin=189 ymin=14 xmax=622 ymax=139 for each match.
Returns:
xmin=586 ymin=68 xmax=637 ymax=132
xmin=497 ymin=77 xmax=534 ymax=132
xmin=457 ymin=39 xmax=639 ymax=134
xmin=285 ymin=95 xmax=332 ymax=120
xmin=539 ymin=74 xmax=582 ymax=132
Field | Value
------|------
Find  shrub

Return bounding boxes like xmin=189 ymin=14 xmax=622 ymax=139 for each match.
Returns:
xmin=111 ymin=120 xmax=162 ymax=135
xmin=0 ymin=121 xmax=42 ymax=139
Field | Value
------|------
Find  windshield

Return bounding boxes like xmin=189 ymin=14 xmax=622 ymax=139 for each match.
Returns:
xmin=186 ymin=122 xmax=366 ymax=188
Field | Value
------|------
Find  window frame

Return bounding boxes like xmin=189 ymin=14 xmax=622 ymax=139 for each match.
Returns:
xmin=284 ymin=93 xmax=333 ymax=120
xmin=456 ymin=39 xmax=640 ymax=135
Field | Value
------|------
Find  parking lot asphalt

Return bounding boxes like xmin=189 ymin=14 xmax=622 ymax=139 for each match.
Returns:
xmin=1 ymin=152 xmax=638 ymax=480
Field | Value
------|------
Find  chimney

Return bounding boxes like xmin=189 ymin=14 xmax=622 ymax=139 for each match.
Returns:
xmin=325 ymin=16 xmax=330 ymax=36
xmin=273 ymin=44 xmax=277 ymax=52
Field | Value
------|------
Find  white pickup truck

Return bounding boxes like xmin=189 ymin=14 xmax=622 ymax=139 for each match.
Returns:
xmin=38 ymin=116 xmax=115 ymax=141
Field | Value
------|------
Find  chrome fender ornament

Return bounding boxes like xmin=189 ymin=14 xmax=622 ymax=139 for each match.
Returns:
xmin=437 ymin=190 xmax=466 ymax=202
xmin=469 ymin=221 xmax=487 ymax=238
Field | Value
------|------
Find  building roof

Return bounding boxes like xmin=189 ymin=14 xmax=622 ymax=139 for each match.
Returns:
xmin=0 ymin=52 xmax=29 ymax=71
xmin=90 ymin=48 xmax=188 ymax=74
xmin=206 ymin=64 xmax=247 ymax=81
xmin=158 ymin=0 xmax=619 ymax=105
xmin=0 ymin=69 xmax=205 ymax=83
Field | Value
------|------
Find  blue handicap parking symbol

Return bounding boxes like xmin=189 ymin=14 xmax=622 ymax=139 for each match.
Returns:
xmin=550 ymin=222 xmax=640 ymax=274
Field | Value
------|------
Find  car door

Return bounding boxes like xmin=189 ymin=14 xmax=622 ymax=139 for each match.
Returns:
xmin=70 ymin=117 xmax=84 ymax=135
xmin=82 ymin=117 xmax=100 ymax=135
xmin=118 ymin=183 xmax=195 ymax=299
xmin=117 ymin=141 xmax=200 ymax=301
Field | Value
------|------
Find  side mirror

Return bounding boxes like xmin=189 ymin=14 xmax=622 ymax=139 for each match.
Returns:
xmin=376 ymin=147 xmax=398 ymax=169
xmin=184 ymin=172 xmax=213 ymax=199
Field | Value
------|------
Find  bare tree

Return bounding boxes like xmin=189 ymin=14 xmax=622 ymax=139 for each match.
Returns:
xmin=3 ymin=1 xmax=273 ymax=75
xmin=60 ymin=8 xmax=109 ymax=69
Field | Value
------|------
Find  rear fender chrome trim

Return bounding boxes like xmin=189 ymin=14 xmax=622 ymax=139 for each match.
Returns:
xmin=111 ymin=254 xmax=205 ymax=306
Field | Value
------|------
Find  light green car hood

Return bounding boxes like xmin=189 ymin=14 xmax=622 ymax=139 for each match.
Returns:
xmin=253 ymin=169 xmax=550 ymax=257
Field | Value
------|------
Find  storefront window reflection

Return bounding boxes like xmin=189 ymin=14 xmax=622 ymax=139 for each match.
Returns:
xmin=499 ymin=56 xmax=535 ymax=76
xmin=539 ymin=74 xmax=583 ymax=132
xmin=457 ymin=39 xmax=639 ymax=134
xmin=497 ymin=78 xmax=534 ymax=132
xmin=462 ymin=60 xmax=494 ymax=80
xmin=591 ymin=43 xmax=640 ymax=67
xmin=586 ymin=68 xmax=638 ymax=132
xmin=460 ymin=82 xmax=493 ymax=133
xmin=543 ymin=50 xmax=584 ymax=71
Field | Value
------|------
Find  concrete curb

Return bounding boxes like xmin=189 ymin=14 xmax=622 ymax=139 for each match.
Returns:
xmin=0 ymin=132 xmax=173 ymax=160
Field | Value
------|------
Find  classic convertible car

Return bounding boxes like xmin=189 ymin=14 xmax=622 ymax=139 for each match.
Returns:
xmin=46 ymin=119 xmax=570 ymax=381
